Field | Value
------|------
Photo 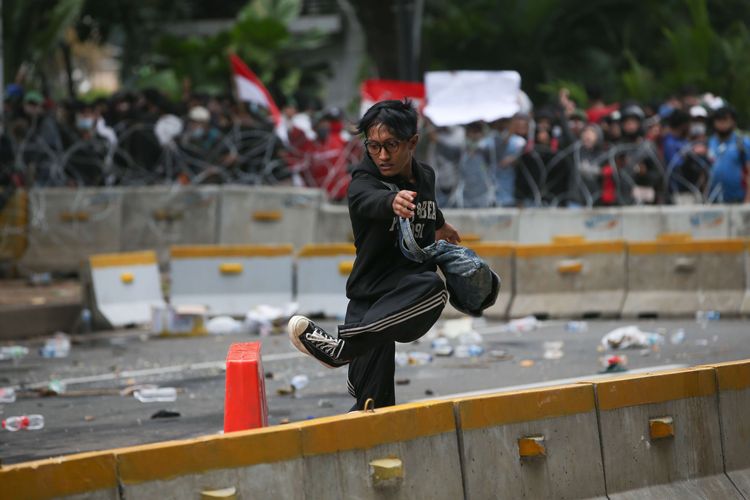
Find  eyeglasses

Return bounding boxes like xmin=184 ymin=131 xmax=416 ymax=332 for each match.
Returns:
xmin=364 ymin=138 xmax=406 ymax=155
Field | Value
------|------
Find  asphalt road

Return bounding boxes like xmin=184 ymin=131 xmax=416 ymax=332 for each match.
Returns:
xmin=0 ymin=316 xmax=747 ymax=465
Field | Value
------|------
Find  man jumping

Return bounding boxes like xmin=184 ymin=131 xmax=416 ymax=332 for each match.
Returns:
xmin=288 ymin=99 xmax=460 ymax=410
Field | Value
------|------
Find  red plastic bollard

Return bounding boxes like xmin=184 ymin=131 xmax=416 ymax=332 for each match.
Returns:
xmin=224 ymin=342 xmax=268 ymax=432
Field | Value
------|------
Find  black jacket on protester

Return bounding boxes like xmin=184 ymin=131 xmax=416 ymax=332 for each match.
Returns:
xmin=346 ymin=154 xmax=445 ymax=301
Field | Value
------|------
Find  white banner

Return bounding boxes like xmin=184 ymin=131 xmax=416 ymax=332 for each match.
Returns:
xmin=423 ymin=71 xmax=523 ymax=126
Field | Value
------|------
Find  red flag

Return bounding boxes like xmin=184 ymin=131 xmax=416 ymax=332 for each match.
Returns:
xmin=230 ymin=54 xmax=281 ymax=126
xmin=360 ymin=79 xmax=425 ymax=116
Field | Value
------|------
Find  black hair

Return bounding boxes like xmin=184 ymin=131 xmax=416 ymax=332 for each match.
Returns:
xmin=712 ymin=105 xmax=737 ymax=121
xmin=668 ymin=109 xmax=690 ymax=128
xmin=357 ymin=99 xmax=417 ymax=140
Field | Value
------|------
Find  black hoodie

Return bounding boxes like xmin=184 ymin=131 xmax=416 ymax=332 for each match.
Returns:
xmin=346 ymin=154 xmax=445 ymax=301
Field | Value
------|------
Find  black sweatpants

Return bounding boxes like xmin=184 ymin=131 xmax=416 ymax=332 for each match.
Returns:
xmin=339 ymin=271 xmax=447 ymax=411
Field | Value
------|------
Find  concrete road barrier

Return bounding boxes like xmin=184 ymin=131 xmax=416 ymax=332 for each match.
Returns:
xmin=455 ymin=383 xmax=607 ymax=499
xmin=703 ymin=360 xmax=750 ymax=497
xmin=729 ymin=204 xmax=750 ymax=237
xmin=660 ymin=205 xmax=730 ymax=240
xmin=298 ymin=401 xmax=464 ymax=499
xmin=511 ymin=240 xmax=626 ymax=319
xmin=116 ymin=426 xmax=305 ymax=499
xmin=622 ymin=239 xmax=745 ymax=318
xmin=88 ymin=250 xmax=166 ymax=328
xmin=0 ymin=189 xmax=28 ymax=261
xmin=441 ymin=208 xmax=519 ymax=242
xmin=120 ymin=186 xmax=221 ymax=264
xmin=442 ymin=243 xmax=514 ymax=319
xmin=314 ymin=202 xmax=354 ymax=243
xmin=170 ymin=245 xmax=294 ymax=316
xmin=518 ymin=207 xmax=622 ymax=243
xmin=0 ymin=450 xmax=118 ymax=500
xmin=296 ymin=243 xmax=356 ymax=318
xmin=219 ymin=186 xmax=322 ymax=249
xmin=21 ymin=188 xmax=124 ymax=272
xmin=593 ymin=368 xmax=742 ymax=499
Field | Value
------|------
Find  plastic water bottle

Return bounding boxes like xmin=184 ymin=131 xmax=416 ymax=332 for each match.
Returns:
xmin=290 ymin=375 xmax=309 ymax=391
xmin=454 ymin=344 xmax=484 ymax=358
xmin=0 ymin=387 xmax=16 ymax=403
xmin=2 ymin=414 xmax=44 ymax=431
xmin=564 ymin=321 xmax=589 ymax=333
xmin=0 ymin=346 xmax=29 ymax=360
xmin=133 ymin=387 xmax=177 ymax=403
xmin=80 ymin=308 xmax=92 ymax=333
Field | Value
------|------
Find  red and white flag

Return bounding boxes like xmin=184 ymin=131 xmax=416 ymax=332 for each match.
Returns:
xmin=230 ymin=53 xmax=282 ymax=127
xmin=360 ymin=79 xmax=425 ymax=117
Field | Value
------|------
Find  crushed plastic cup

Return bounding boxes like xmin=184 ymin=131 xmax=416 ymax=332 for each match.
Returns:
xmin=396 ymin=351 xmax=433 ymax=366
xmin=434 ymin=345 xmax=454 ymax=357
xmin=543 ymin=341 xmax=565 ymax=360
xmin=133 ymin=387 xmax=177 ymax=403
xmin=670 ymin=329 xmax=686 ymax=345
xmin=0 ymin=387 xmax=17 ymax=403
xmin=504 ymin=316 xmax=541 ymax=334
xmin=458 ymin=330 xmax=483 ymax=345
xmin=291 ymin=374 xmax=309 ymax=391
xmin=40 ymin=333 xmax=71 ymax=358
xmin=0 ymin=346 xmax=29 ymax=361
xmin=695 ymin=310 xmax=720 ymax=329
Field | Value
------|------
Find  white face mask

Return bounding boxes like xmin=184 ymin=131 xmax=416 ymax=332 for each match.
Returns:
xmin=690 ymin=123 xmax=706 ymax=137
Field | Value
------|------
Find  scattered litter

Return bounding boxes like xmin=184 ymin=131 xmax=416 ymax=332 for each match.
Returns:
xmin=152 ymin=305 xmax=208 ymax=336
xmin=520 ymin=359 xmax=535 ymax=368
xmin=40 ymin=332 xmax=71 ymax=358
xmin=670 ymin=329 xmax=686 ymax=345
xmin=206 ymin=316 xmax=244 ymax=335
xmin=395 ymin=378 xmax=411 ymax=386
xmin=48 ymin=380 xmax=66 ymax=395
xmin=600 ymin=355 xmax=628 ymax=373
xmin=543 ymin=341 xmax=565 ymax=360
xmin=695 ymin=310 xmax=720 ymax=329
xmin=244 ymin=303 xmax=298 ymax=336
xmin=694 ymin=339 xmax=709 ymax=347
xmin=564 ymin=321 xmax=589 ymax=333
xmin=442 ymin=318 xmax=474 ymax=339
xmin=28 ymin=272 xmax=52 ymax=286
xmin=279 ymin=417 xmax=290 ymax=424
xmin=150 ymin=410 xmax=180 ymax=419
xmin=601 ymin=326 xmax=664 ymax=350
xmin=424 ymin=389 xmax=434 ymax=396
xmin=0 ymin=387 xmax=16 ymax=403
xmin=120 ymin=384 xmax=157 ymax=397
xmin=317 ymin=399 xmax=334 ymax=408
xmin=454 ymin=344 xmax=484 ymax=358
xmin=134 ymin=387 xmax=178 ymax=403
xmin=503 ymin=316 xmax=542 ymax=334
xmin=0 ymin=346 xmax=29 ymax=361
xmin=264 ymin=371 xmax=274 ymax=379
xmin=395 ymin=352 xmax=433 ymax=366
xmin=277 ymin=387 xmax=294 ymax=396
xmin=2 ymin=414 xmax=44 ymax=431
xmin=489 ymin=350 xmax=513 ymax=361
xmin=84 ymin=415 xmax=96 ymax=422
xmin=290 ymin=375 xmax=309 ymax=391
xmin=431 ymin=337 xmax=454 ymax=357
xmin=639 ymin=348 xmax=651 ymax=357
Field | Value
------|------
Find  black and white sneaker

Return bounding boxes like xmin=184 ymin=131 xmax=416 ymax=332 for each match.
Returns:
xmin=288 ymin=315 xmax=349 ymax=368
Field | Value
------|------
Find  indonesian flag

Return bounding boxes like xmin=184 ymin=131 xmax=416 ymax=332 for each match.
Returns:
xmin=360 ymin=79 xmax=425 ymax=117
xmin=230 ymin=53 xmax=282 ymax=127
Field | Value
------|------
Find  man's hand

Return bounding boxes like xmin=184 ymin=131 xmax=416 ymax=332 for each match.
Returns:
xmin=392 ymin=190 xmax=417 ymax=218
xmin=436 ymin=222 xmax=461 ymax=244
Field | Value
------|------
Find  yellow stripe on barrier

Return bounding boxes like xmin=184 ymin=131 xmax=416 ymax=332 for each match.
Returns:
xmin=516 ymin=241 xmax=625 ymax=257
xmin=117 ymin=426 xmax=302 ymax=485
xmin=465 ymin=243 xmax=515 ymax=257
xmin=338 ymin=261 xmax=354 ymax=275
xmin=461 ymin=233 xmax=482 ymax=243
xmin=552 ymin=235 xmax=586 ymax=244
xmin=595 ymin=367 xmax=716 ymax=411
xmin=252 ymin=210 xmax=283 ymax=222
xmin=657 ymin=232 xmax=692 ymax=242
xmin=297 ymin=243 xmax=356 ymax=257
xmin=703 ymin=359 xmax=750 ymax=391
xmin=0 ymin=451 xmax=117 ymax=499
xmin=219 ymin=263 xmax=243 ymax=275
xmin=90 ymin=250 xmax=157 ymax=268
xmin=170 ymin=245 xmax=293 ymax=258
xmin=299 ymin=401 xmax=455 ymax=456
xmin=629 ymin=240 xmax=744 ymax=255
xmin=456 ymin=384 xmax=595 ymax=430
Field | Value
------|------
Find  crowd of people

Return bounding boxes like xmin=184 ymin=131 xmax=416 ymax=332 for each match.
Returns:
xmin=421 ymin=86 xmax=750 ymax=208
xmin=0 ymin=82 xmax=748 ymax=209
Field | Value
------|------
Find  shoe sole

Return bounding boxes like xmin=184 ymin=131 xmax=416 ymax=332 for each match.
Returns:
xmin=287 ymin=315 xmax=338 ymax=369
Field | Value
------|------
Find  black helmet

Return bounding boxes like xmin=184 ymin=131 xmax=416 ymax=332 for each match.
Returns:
xmin=621 ymin=105 xmax=645 ymax=121
xmin=711 ymin=105 xmax=737 ymax=121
